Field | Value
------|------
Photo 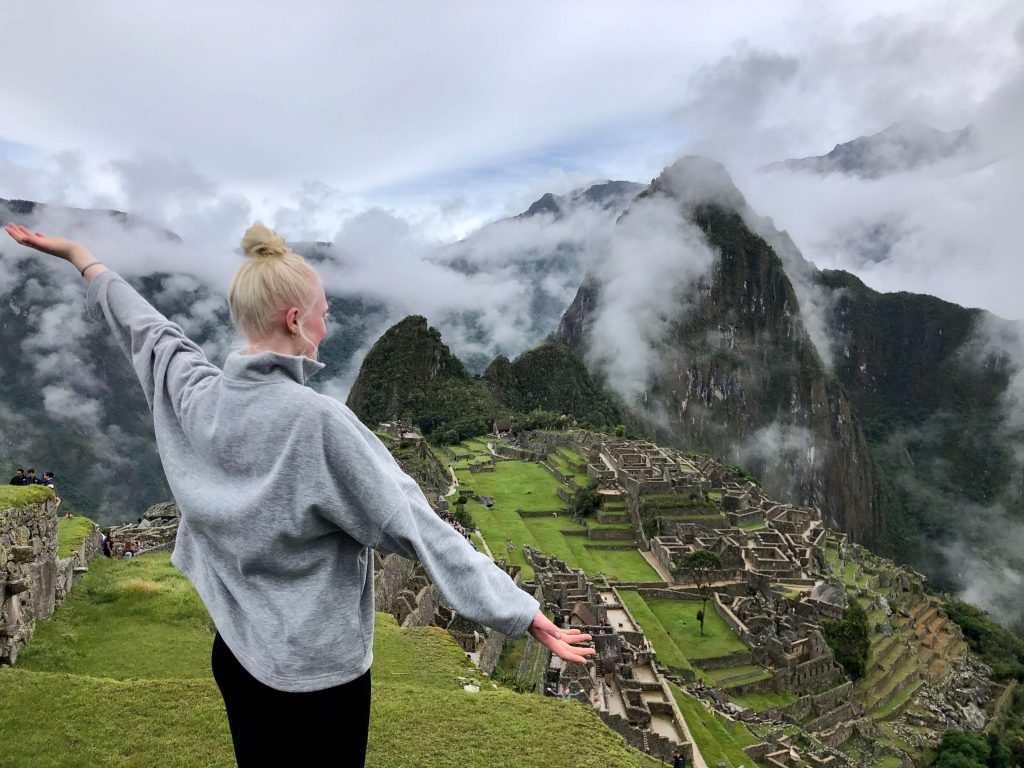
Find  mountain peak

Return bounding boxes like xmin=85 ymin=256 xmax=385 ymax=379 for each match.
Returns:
xmin=518 ymin=180 xmax=643 ymax=220
xmin=650 ymin=156 xmax=748 ymax=213
xmin=765 ymin=122 xmax=972 ymax=178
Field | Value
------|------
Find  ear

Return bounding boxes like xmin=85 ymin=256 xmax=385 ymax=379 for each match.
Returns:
xmin=284 ymin=306 xmax=300 ymax=335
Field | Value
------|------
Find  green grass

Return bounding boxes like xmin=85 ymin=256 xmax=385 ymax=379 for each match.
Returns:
xmin=548 ymin=452 xmax=589 ymax=484
xmin=0 ymin=484 xmax=53 ymax=510
xmin=57 ymin=515 xmax=97 ymax=558
xmin=617 ymin=591 xmax=694 ymax=672
xmin=0 ymin=552 xmax=655 ymax=768
xmin=728 ymin=690 xmax=798 ymax=711
xmin=557 ymin=447 xmax=585 ymax=466
xmin=466 ymin=461 xmax=656 ymax=581
xmin=494 ymin=637 xmax=527 ymax=679
xmin=16 ymin=554 xmax=216 ymax=680
xmin=704 ymin=665 xmax=773 ymax=687
xmin=871 ymin=678 xmax=924 ymax=720
xmin=629 ymin=594 xmax=749 ymax=660
xmin=457 ymin=461 xmax=564 ymax=512
xmin=671 ymin=685 xmax=761 ymax=768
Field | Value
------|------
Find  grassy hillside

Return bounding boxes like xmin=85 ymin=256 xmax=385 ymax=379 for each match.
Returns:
xmin=0 ymin=553 xmax=654 ymax=768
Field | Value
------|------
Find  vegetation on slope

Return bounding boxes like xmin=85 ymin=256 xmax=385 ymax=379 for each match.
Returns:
xmin=946 ymin=601 xmax=1024 ymax=682
xmin=820 ymin=600 xmax=871 ymax=680
xmin=484 ymin=343 xmax=623 ymax=431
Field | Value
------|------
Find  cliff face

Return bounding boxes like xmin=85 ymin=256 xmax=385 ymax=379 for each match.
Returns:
xmin=816 ymin=269 xmax=1023 ymax=567
xmin=554 ymin=158 xmax=886 ymax=545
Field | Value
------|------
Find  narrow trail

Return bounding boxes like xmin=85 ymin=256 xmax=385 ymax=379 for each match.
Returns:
xmin=640 ymin=550 xmax=673 ymax=583
xmin=445 ymin=465 xmax=458 ymax=497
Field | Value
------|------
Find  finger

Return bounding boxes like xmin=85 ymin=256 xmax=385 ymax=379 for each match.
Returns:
xmin=553 ymin=642 xmax=596 ymax=664
xmin=535 ymin=630 xmax=596 ymax=663
xmin=544 ymin=627 xmax=593 ymax=645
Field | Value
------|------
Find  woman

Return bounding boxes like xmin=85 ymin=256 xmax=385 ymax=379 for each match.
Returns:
xmin=4 ymin=221 xmax=594 ymax=766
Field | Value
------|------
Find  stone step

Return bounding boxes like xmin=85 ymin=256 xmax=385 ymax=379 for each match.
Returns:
xmin=913 ymin=602 xmax=937 ymax=626
xmin=874 ymin=677 xmax=925 ymax=722
xmin=864 ymin=655 xmax=917 ymax=707
xmin=863 ymin=638 xmax=906 ymax=688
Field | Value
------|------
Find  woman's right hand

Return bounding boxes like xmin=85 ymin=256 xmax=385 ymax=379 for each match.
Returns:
xmin=5 ymin=223 xmax=86 ymax=263
xmin=528 ymin=610 xmax=596 ymax=664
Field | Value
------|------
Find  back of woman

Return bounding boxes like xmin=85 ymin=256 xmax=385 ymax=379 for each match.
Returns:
xmin=5 ymin=219 xmax=595 ymax=767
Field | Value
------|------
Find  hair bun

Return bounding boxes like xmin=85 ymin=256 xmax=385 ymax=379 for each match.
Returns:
xmin=240 ymin=221 xmax=289 ymax=259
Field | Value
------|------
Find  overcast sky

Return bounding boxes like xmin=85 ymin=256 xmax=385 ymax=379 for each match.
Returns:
xmin=2 ymin=0 xmax=1022 ymax=314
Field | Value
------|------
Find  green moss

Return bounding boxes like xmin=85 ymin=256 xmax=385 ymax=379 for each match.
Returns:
xmin=0 ymin=484 xmax=53 ymax=510
xmin=57 ymin=515 xmax=97 ymax=558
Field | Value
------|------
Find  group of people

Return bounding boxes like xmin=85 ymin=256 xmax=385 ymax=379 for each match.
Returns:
xmin=8 ymin=467 xmax=68 ymax=517
xmin=438 ymin=507 xmax=474 ymax=544
xmin=99 ymin=530 xmax=141 ymax=559
xmin=9 ymin=467 xmax=55 ymax=487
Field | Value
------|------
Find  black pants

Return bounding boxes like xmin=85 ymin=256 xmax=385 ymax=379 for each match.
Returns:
xmin=211 ymin=631 xmax=371 ymax=767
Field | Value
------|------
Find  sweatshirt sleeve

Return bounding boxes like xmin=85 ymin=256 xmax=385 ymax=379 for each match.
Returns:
xmin=321 ymin=404 xmax=539 ymax=638
xmin=86 ymin=271 xmax=221 ymax=417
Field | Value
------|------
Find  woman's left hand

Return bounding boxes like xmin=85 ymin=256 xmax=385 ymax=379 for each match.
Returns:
xmin=5 ymin=223 xmax=85 ymax=262
xmin=528 ymin=610 xmax=596 ymax=664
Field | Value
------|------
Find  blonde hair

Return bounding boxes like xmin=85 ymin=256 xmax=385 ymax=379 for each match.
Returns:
xmin=229 ymin=222 xmax=321 ymax=341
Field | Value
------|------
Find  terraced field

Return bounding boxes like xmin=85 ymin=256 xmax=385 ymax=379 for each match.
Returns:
xmin=670 ymin=685 xmax=762 ymax=768
xmin=615 ymin=590 xmax=772 ymax=696
xmin=447 ymin=443 xmax=657 ymax=582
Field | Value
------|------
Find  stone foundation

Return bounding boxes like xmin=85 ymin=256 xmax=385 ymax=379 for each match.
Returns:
xmin=1 ymin=498 xmax=100 ymax=665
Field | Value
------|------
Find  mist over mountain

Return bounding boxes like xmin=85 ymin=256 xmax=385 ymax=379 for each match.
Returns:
xmin=4 ymin=144 xmax=1024 ymax=626
xmin=0 ymin=183 xmax=630 ymax=522
xmin=764 ymin=121 xmax=973 ymax=178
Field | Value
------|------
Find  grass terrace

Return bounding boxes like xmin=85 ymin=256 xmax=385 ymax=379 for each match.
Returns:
xmin=628 ymin=594 xmax=749 ymax=660
xmin=461 ymin=460 xmax=657 ymax=581
xmin=0 ymin=552 xmax=658 ymax=768
xmin=548 ymin=451 xmax=589 ymax=484
xmin=0 ymin=484 xmax=54 ymax=510
xmin=670 ymin=685 xmax=761 ymax=768
xmin=728 ymin=690 xmax=799 ymax=712
xmin=57 ymin=515 xmax=97 ymax=558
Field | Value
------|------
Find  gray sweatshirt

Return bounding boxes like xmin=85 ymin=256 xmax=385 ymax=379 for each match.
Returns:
xmin=86 ymin=270 xmax=538 ymax=691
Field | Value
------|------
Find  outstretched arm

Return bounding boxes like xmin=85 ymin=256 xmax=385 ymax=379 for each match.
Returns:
xmin=5 ymin=224 xmax=109 ymax=282
xmin=320 ymin=403 xmax=595 ymax=664
xmin=4 ymin=222 xmax=220 ymax=416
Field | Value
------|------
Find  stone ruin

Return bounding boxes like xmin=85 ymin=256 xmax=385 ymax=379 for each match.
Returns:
xmin=1 ymin=495 xmax=101 ymax=665
xmin=106 ymin=501 xmax=181 ymax=556
xmin=521 ymin=547 xmax=696 ymax=765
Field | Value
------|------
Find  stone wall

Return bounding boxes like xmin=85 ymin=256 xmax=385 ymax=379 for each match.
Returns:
xmin=1 ymin=498 xmax=100 ymax=665
xmin=713 ymin=592 xmax=751 ymax=639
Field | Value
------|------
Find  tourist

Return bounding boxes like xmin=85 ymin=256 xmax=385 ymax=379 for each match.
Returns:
xmin=25 ymin=468 xmax=41 ymax=484
xmin=672 ymin=748 xmax=686 ymax=768
xmin=42 ymin=472 xmax=66 ymax=515
xmin=9 ymin=468 xmax=25 ymax=485
xmin=5 ymin=221 xmax=595 ymax=768
xmin=101 ymin=532 xmax=114 ymax=558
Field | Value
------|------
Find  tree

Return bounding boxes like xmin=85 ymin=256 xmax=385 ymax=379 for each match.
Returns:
xmin=683 ymin=549 xmax=722 ymax=637
xmin=571 ymin=482 xmax=601 ymax=519
xmin=821 ymin=600 xmax=871 ymax=680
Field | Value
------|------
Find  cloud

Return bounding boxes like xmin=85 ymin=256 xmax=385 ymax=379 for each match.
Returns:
xmin=583 ymin=191 xmax=718 ymax=405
